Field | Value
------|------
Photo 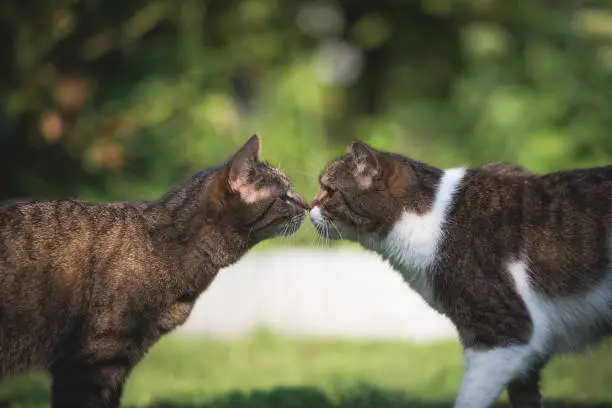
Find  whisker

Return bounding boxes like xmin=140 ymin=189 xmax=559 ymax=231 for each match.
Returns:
xmin=308 ymin=223 xmax=319 ymax=246
xmin=323 ymin=221 xmax=330 ymax=248
xmin=315 ymin=222 xmax=326 ymax=250
xmin=329 ymin=220 xmax=343 ymax=240
xmin=281 ymin=222 xmax=290 ymax=243
xmin=290 ymin=218 xmax=298 ymax=245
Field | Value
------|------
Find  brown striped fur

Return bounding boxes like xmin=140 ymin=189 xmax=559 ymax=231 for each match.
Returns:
xmin=0 ymin=135 xmax=307 ymax=408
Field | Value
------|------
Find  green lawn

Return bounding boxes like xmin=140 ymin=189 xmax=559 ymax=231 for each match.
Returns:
xmin=2 ymin=330 xmax=612 ymax=407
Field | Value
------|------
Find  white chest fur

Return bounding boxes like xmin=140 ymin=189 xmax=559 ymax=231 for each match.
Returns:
xmin=366 ymin=168 xmax=466 ymax=311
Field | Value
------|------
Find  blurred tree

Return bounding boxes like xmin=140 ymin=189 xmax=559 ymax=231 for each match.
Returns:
xmin=1 ymin=0 xmax=612 ymax=244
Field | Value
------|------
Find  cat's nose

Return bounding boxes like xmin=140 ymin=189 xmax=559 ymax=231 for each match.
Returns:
xmin=309 ymin=206 xmax=324 ymax=223
xmin=309 ymin=189 xmax=328 ymax=209
xmin=296 ymin=192 xmax=309 ymax=210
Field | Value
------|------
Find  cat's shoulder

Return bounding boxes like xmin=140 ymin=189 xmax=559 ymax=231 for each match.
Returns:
xmin=477 ymin=162 xmax=534 ymax=178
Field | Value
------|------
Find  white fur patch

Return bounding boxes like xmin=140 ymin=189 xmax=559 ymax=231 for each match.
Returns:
xmin=508 ymin=259 xmax=612 ymax=356
xmin=367 ymin=167 xmax=466 ymax=309
xmin=355 ymin=174 xmax=373 ymax=189
xmin=310 ymin=206 xmax=323 ymax=225
xmin=354 ymin=164 xmax=377 ymax=189
xmin=238 ymin=185 xmax=272 ymax=203
xmin=454 ymin=346 xmax=534 ymax=408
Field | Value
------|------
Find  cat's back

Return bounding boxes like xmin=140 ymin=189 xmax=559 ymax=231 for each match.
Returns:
xmin=463 ymin=164 xmax=612 ymax=222
xmin=0 ymin=198 xmax=145 ymax=306
xmin=0 ymin=198 xmax=153 ymax=264
xmin=531 ymin=165 xmax=612 ymax=201
xmin=518 ymin=166 xmax=612 ymax=246
xmin=457 ymin=164 xmax=612 ymax=265
xmin=0 ymin=197 xmax=158 ymax=302
xmin=0 ymin=199 xmax=97 ymax=268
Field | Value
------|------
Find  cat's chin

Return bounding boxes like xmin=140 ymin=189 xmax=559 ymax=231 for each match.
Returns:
xmin=264 ymin=215 xmax=306 ymax=240
xmin=277 ymin=222 xmax=303 ymax=237
xmin=313 ymin=226 xmax=343 ymax=240
xmin=309 ymin=212 xmax=354 ymax=242
xmin=311 ymin=221 xmax=360 ymax=242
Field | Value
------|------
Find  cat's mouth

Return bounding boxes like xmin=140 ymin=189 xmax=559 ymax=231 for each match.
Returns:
xmin=309 ymin=206 xmax=345 ymax=240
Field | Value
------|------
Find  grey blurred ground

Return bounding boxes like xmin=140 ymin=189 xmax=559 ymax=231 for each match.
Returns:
xmin=180 ymin=249 xmax=458 ymax=342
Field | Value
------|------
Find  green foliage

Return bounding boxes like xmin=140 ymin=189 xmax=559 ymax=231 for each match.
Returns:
xmin=1 ymin=331 xmax=612 ymax=407
xmin=2 ymin=0 xmax=612 ymax=245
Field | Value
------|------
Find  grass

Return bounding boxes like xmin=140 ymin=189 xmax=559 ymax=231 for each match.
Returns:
xmin=2 ymin=330 xmax=612 ymax=407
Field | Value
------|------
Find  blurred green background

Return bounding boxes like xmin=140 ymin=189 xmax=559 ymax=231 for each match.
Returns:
xmin=2 ymin=0 xmax=612 ymax=245
xmin=3 ymin=332 xmax=612 ymax=407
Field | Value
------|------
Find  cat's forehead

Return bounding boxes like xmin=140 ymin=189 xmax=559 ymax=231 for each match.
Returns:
xmin=258 ymin=162 xmax=291 ymax=187
xmin=321 ymin=155 xmax=353 ymax=184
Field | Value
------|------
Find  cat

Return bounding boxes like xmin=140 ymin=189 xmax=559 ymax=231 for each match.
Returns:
xmin=481 ymin=162 xmax=531 ymax=177
xmin=309 ymin=141 xmax=612 ymax=408
xmin=0 ymin=135 xmax=308 ymax=408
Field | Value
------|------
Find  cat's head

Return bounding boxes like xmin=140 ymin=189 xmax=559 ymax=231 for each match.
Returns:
xmin=206 ymin=135 xmax=308 ymax=243
xmin=309 ymin=141 xmax=423 ymax=243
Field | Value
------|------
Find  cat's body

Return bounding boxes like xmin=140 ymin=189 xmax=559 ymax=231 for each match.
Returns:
xmin=0 ymin=198 xmax=219 ymax=379
xmin=0 ymin=136 xmax=307 ymax=408
xmin=310 ymin=143 xmax=612 ymax=408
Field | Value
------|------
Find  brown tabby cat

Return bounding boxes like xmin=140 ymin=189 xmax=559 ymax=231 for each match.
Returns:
xmin=310 ymin=141 xmax=612 ymax=408
xmin=0 ymin=135 xmax=308 ymax=408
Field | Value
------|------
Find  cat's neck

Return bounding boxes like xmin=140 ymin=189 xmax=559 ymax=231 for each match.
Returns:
xmin=142 ymin=172 xmax=250 ymax=271
xmin=384 ymin=167 xmax=465 ymax=264
xmin=365 ymin=167 xmax=466 ymax=307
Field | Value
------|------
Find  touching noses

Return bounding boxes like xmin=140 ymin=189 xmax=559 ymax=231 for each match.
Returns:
xmin=309 ymin=189 xmax=330 ymax=227
xmin=309 ymin=189 xmax=329 ymax=209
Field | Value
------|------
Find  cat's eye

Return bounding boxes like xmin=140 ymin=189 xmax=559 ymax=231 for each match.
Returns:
xmin=280 ymin=191 xmax=295 ymax=203
xmin=322 ymin=186 xmax=335 ymax=199
xmin=280 ymin=191 xmax=309 ymax=209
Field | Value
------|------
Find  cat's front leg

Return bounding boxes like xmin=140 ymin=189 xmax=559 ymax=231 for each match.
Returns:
xmin=454 ymin=346 xmax=537 ymax=408
xmin=50 ymin=353 xmax=132 ymax=408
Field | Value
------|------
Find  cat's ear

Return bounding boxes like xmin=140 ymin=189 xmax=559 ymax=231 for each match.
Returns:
xmin=207 ymin=135 xmax=264 ymax=213
xmin=226 ymin=135 xmax=273 ymax=203
xmin=348 ymin=141 xmax=380 ymax=188
xmin=228 ymin=134 xmax=260 ymax=192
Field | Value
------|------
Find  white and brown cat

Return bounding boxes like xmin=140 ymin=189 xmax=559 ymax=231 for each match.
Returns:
xmin=310 ymin=141 xmax=612 ymax=408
